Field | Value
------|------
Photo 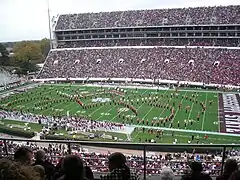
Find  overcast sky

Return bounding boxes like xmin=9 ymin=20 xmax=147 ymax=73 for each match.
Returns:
xmin=0 ymin=0 xmax=239 ymax=42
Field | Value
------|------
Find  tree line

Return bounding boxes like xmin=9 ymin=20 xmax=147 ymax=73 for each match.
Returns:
xmin=0 ymin=38 xmax=50 ymax=75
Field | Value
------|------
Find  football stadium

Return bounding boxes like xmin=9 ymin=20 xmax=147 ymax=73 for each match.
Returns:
xmin=0 ymin=4 xmax=240 ymax=180
xmin=1 ymin=84 xmax=240 ymax=144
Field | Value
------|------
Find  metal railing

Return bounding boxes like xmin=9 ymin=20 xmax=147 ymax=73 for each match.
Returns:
xmin=0 ymin=138 xmax=240 ymax=180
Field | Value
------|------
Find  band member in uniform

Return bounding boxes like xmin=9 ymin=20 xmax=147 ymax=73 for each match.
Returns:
xmin=197 ymin=113 xmax=200 ymax=121
xmin=184 ymin=120 xmax=187 ymax=128
xmin=179 ymin=103 xmax=182 ymax=109
xmin=209 ymin=100 xmax=213 ymax=106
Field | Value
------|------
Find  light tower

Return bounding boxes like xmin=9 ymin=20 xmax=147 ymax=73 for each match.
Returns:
xmin=47 ymin=0 xmax=53 ymax=49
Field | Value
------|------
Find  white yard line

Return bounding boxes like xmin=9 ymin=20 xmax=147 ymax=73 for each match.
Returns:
xmin=140 ymin=89 xmax=169 ymax=122
xmin=187 ymin=103 xmax=194 ymax=120
xmin=132 ymin=124 xmax=240 ymax=137
xmin=168 ymin=91 xmax=188 ymax=128
xmin=88 ymin=95 xmax=121 ymax=117
xmin=40 ymin=93 xmax=98 ymax=115
xmin=142 ymin=107 xmax=154 ymax=120
xmin=21 ymin=88 xmax=56 ymax=107
xmin=152 ymin=90 xmax=170 ymax=126
xmin=63 ymin=98 xmax=95 ymax=116
xmin=9 ymin=86 xmax=57 ymax=111
xmin=96 ymin=89 xmax=149 ymax=141
xmin=45 ymin=83 xmax=239 ymax=95
xmin=217 ymin=93 xmax=220 ymax=133
xmin=39 ymin=92 xmax=92 ymax=115
xmin=157 ymin=132 xmax=240 ymax=142
xmin=133 ymin=90 xmax=169 ymax=140
xmin=81 ymin=83 xmax=239 ymax=94
xmin=201 ymin=92 xmax=208 ymax=131
xmin=185 ymin=94 xmax=197 ymax=129
xmin=87 ymin=104 xmax=106 ymax=116
xmin=95 ymin=89 xmax=148 ymax=121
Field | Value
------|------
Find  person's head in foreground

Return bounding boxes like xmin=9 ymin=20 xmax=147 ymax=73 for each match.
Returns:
xmin=108 ymin=152 xmax=127 ymax=172
xmin=84 ymin=166 xmax=94 ymax=180
xmin=33 ymin=165 xmax=45 ymax=180
xmin=101 ymin=152 xmax=138 ymax=180
xmin=161 ymin=167 xmax=174 ymax=180
xmin=35 ymin=150 xmax=46 ymax=162
xmin=14 ymin=146 xmax=33 ymax=166
xmin=0 ymin=158 xmax=40 ymax=180
xmin=216 ymin=159 xmax=238 ymax=180
xmin=223 ymin=159 xmax=238 ymax=175
xmin=229 ymin=170 xmax=240 ymax=180
xmin=60 ymin=155 xmax=85 ymax=180
xmin=182 ymin=161 xmax=212 ymax=180
xmin=189 ymin=161 xmax=203 ymax=174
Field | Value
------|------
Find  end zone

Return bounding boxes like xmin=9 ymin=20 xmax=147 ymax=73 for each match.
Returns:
xmin=219 ymin=93 xmax=240 ymax=134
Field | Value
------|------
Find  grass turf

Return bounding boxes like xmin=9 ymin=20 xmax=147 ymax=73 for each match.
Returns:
xmin=0 ymin=84 xmax=239 ymax=144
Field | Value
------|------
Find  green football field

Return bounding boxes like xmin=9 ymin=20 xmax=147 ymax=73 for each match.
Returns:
xmin=0 ymin=84 xmax=239 ymax=144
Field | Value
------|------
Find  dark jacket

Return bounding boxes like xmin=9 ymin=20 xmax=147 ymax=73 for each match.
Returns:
xmin=229 ymin=171 xmax=240 ymax=180
xmin=216 ymin=173 xmax=232 ymax=180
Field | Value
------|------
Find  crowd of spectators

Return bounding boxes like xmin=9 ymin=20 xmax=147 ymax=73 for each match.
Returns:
xmin=55 ymin=5 xmax=240 ymax=30
xmin=0 ymin=141 xmax=240 ymax=179
xmin=38 ymin=47 xmax=240 ymax=86
xmin=0 ymin=110 xmax=125 ymax=133
xmin=57 ymin=39 xmax=240 ymax=48
xmin=0 ymin=68 xmax=24 ymax=89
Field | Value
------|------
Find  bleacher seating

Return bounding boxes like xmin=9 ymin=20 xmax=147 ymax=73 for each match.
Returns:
xmin=55 ymin=6 xmax=240 ymax=30
xmin=38 ymin=47 xmax=240 ymax=86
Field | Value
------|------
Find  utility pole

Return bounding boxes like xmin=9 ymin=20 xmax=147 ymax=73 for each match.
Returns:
xmin=47 ymin=0 xmax=53 ymax=49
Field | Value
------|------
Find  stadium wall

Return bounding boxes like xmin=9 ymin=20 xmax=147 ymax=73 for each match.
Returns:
xmin=32 ymin=78 xmax=239 ymax=89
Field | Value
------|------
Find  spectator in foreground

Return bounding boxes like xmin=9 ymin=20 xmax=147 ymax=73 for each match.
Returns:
xmin=229 ymin=170 xmax=240 ymax=180
xmin=58 ymin=155 xmax=86 ymax=180
xmin=0 ymin=158 xmax=40 ymax=180
xmin=181 ymin=162 xmax=212 ymax=180
xmin=14 ymin=146 xmax=33 ymax=166
xmin=101 ymin=152 xmax=138 ymax=180
xmin=33 ymin=165 xmax=46 ymax=180
xmin=33 ymin=150 xmax=55 ymax=180
xmin=52 ymin=157 xmax=64 ymax=180
xmin=84 ymin=166 xmax=94 ymax=180
xmin=216 ymin=159 xmax=238 ymax=180
xmin=161 ymin=167 xmax=174 ymax=180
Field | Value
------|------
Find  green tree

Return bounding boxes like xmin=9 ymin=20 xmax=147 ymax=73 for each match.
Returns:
xmin=19 ymin=61 xmax=39 ymax=74
xmin=0 ymin=43 xmax=10 ymax=65
xmin=39 ymin=38 xmax=50 ymax=58
xmin=13 ymin=41 xmax=43 ymax=64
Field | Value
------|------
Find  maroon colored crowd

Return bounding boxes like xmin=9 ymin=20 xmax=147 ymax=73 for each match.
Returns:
xmin=55 ymin=5 xmax=240 ymax=30
xmin=38 ymin=47 xmax=240 ymax=86
xmin=1 ymin=141 xmax=240 ymax=180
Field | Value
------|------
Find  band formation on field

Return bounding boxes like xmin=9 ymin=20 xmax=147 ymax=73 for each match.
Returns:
xmin=0 ymin=83 xmax=239 ymax=144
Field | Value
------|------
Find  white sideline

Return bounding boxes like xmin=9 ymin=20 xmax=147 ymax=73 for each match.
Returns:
xmin=33 ymin=78 xmax=240 ymax=89
xmin=130 ymin=124 xmax=240 ymax=137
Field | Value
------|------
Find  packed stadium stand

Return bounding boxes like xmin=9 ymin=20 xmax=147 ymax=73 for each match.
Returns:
xmin=38 ymin=47 xmax=240 ymax=85
xmin=38 ymin=5 xmax=240 ymax=87
xmin=10 ymin=6 xmax=239 ymax=180
xmin=53 ymin=5 xmax=240 ymax=48
xmin=0 ymin=68 xmax=25 ymax=91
